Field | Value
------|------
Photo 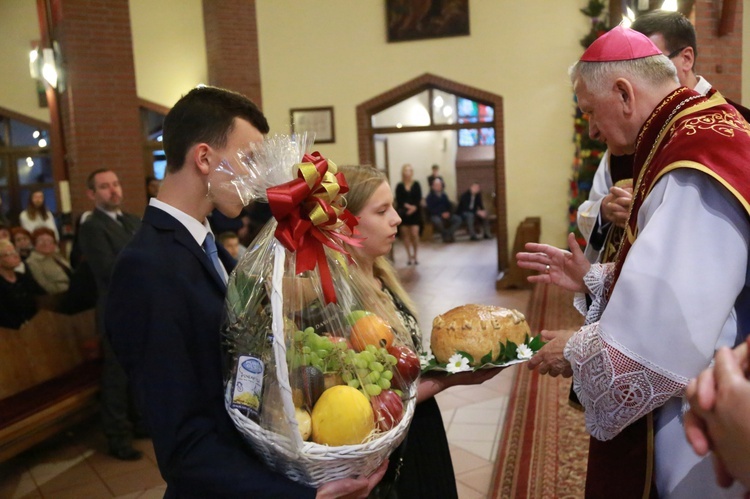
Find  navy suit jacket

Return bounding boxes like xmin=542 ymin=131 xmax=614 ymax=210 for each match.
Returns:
xmin=106 ymin=206 xmax=314 ymax=498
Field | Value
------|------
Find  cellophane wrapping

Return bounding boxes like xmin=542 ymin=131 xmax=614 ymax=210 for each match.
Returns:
xmin=222 ymin=135 xmax=419 ymax=486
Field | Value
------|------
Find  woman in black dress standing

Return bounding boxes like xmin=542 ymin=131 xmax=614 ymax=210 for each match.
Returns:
xmin=394 ymin=164 xmax=422 ymax=266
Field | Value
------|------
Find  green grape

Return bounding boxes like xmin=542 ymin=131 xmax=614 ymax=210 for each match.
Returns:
xmin=335 ymin=341 xmax=348 ymax=351
xmin=378 ymin=378 xmax=391 ymax=390
xmin=354 ymin=357 xmax=369 ymax=370
xmin=365 ymin=345 xmax=378 ymax=354
xmin=366 ymin=371 xmax=380 ymax=383
xmin=294 ymin=330 xmax=305 ymax=341
xmin=309 ymin=352 xmax=320 ymax=364
xmin=347 ymin=379 xmax=360 ymax=389
xmin=301 ymin=354 xmax=310 ymax=366
xmin=364 ymin=384 xmax=382 ymax=396
xmin=318 ymin=341 xmax=334 ymax=352
xmin=312 ymin=361 xmax=324 ymax=371
xmin=393 ymin=389 xmax=403 ymax=397
xmin=315 ymin=349 xmax=328 ymax=359
xmin=385 ymin=354 xmax=397 ymax=365
xmin=369 ymin=361 xmax=384 ymax=373
xmin=361 ymin=351 xmax=376 ymax=363
xmin=356 ymin=368 xmax=369 ymax=379
xmin=302 ymin=346 xmax=312 ymax=354
xmin=342 ymin=372 xmax=353 ymax=383
xmin=304 ymin=327 xmax=315 ymax=335
xmin=381 ymin=370 xmax=393 ymax=381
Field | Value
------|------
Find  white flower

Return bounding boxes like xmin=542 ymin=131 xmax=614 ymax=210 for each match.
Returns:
xmin=419 ymin=352 xmax=435 ymax=369
xmin=517 ymin=344 xmax=533 ymax=360
xmin=446 ymin=353 xmax=472 ymax=373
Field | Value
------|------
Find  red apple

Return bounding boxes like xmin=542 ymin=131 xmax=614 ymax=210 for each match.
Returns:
xmin=387 ymin=344 xmax=420 ymax=390
xmin=370 ymin=390 xmax=404 ymax=431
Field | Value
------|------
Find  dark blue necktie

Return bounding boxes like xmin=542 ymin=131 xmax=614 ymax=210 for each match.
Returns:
xmin=202 ymin=232 xmax=226 ymax=285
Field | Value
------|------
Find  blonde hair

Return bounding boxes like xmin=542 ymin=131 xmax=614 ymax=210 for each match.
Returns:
xmin=339 ymin=165 xmax=418 ymax=331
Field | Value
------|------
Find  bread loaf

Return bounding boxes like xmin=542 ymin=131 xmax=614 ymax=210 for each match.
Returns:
xmin=431 ymin=304 xmax=529 ymax=366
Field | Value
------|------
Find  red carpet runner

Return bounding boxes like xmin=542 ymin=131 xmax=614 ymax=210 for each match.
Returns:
xmin=491 ymin=283 xmax=589 ymax=498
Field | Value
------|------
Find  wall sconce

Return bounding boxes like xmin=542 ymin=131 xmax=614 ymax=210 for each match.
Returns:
xmin=29 ymin=41 xmax=64 ymax=92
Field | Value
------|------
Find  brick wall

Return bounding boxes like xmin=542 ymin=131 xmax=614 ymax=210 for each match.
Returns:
xmin=53 ymin=0 xmax=145 ymax=217
xmin=203 ymin=0 xmax=262 ymax=108
xmin=694 ymin=0 xmax=743 ymax=101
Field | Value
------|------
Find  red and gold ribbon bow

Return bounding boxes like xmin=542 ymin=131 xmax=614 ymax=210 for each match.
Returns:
xmin=266 ymin=152 xmax=360 ymax=303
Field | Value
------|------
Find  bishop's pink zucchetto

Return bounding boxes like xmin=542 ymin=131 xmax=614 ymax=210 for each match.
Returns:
xmin=580 ymin=25 xmax=662 ymax=62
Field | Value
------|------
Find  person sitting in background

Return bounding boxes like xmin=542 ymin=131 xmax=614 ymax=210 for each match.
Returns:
xmin=0 ymin=240 xmax=45 ymax=329
xmin=20 ymin=190 xmax=60 ymax=242
xmin=11 ymin=227 xmax=34 ymax=260
xmin=25 ymin=227 xmax=72 ymax=295
xmin=146 ymin=176 xmax=160 ymax=200
xmin=218 ymin=231 xmax=245 ymax=260
xmin=425 ymin=178 xmax=461 ymax=243
xmin=457 ymin=183 xmax=492 ymax=241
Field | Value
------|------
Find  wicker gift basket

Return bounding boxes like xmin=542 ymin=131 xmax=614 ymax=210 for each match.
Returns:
xmin=222 ymin=135 xmax=419 ymax=487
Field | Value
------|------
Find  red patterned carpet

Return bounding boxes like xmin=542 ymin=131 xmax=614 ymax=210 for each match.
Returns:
xmin=491 ymin=283 xmax=589 ymax=498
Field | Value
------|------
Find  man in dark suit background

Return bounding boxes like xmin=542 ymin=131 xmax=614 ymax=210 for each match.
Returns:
xmin=106 ymin=86 xmax=385 ymax=498
xmin=456 ymin=182 xmax=492 ymax=241
xmin=78 ymin=169 xmax=143 ymax=460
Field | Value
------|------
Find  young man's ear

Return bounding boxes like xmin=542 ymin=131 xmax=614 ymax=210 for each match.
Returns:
xmin=86 ymin=189 xmax=96 ymax=202
xmin=191 ymin=144 xmax=212 ymax=175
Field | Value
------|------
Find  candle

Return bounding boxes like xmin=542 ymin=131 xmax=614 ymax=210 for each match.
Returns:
xmin=59 ymin=180 xmax=71 ymax=213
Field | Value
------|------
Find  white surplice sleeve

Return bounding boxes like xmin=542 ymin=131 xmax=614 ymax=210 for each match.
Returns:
xmin=577 ymin=153 xmax=613 ymax=263
xmin=564 ymin=169 xmax=750 ymax=441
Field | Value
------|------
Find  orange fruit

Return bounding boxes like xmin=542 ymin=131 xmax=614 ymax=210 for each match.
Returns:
xmin=350 ymin=315 xmax=394 ymax=352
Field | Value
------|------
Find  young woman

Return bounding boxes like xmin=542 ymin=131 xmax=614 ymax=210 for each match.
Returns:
xmin=19 ymin=190 xmax=60 ymax=242
xmin=394 ymin=164 xmax=422 ymax=265
xmin=340 ymin=165 xmax=501 ymax=498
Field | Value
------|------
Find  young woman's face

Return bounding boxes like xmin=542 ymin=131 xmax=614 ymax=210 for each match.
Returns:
xmin=354 ymin=181 xmax=401 ymax=261
xmin=31 ymin=191 xmax=44 ymax=207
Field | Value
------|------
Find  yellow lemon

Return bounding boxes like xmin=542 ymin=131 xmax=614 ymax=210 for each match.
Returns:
xmin=311 ymin=386 xmax=374 ymax=446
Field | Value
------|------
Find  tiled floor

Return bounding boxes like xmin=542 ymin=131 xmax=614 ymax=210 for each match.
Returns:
xmin=0 ymin=236 xmax=530 ymax=498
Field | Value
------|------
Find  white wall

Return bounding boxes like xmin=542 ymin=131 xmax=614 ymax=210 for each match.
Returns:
xmin=0 ymin=0 xmax=46 ymax=122
xmin=129 ymin=0 xmax=208 ymax=108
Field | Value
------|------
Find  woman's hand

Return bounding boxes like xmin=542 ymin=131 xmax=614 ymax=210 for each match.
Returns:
xmin=417 ymin=367 xmax=505 ymax=403
xmin=516 ymin=233 xmax=590 ymax=293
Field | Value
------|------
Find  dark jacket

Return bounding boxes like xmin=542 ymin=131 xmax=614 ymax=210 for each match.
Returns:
xmin=106 ymin=206 xmax=314 ymax=498
xmin=456 ymin=190 xmax=485 ymax=215
xmin=425 ymin=191 xmax=454 ymax=217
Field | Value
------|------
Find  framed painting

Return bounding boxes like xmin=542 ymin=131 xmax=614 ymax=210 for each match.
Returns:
xmin=386 ymin=0 xmax=470 ymax=43
xmin=290 ymin=106 xmax=335 ymax=144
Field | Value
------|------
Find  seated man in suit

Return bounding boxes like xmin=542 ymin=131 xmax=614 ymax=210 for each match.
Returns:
xmin=457 ymin=183 xmax=492 ymax=240
xmin=106 ymin=86 xmax=385 ymax=498
xmin=425 ymin=178 xmax=461 ymax=242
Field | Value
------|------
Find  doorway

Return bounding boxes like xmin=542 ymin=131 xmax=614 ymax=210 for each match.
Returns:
xmin=356 ymin=73 xmax=507 ymax=273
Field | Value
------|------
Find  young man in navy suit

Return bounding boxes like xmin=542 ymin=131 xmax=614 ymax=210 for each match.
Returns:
xmin=106 ymin=86 xmax=385 ymax=498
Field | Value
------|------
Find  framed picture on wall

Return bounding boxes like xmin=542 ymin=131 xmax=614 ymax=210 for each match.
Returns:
xmin=290 ymin=106 xmax=335 ymax=144
xmin=386 ymin=0 xmax=470 ymax=43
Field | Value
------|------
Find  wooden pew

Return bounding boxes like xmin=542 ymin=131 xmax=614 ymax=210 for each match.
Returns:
xmin=0 ymin=309 xmax=100 ymax=462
